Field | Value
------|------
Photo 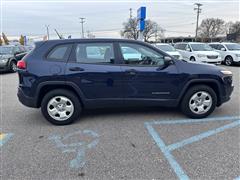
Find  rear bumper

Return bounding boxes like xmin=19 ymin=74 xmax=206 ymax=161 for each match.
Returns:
xmin=17 ymin=87 xmax=38 ymax=108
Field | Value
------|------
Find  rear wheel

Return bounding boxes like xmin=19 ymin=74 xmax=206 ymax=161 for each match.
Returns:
xmin=224 ymin=56 xmax=233 ymax=66
xmin=41 ymin=89 xmax=81 ymax=125
xmin=180 ymin=85 xmax=217 ymax=118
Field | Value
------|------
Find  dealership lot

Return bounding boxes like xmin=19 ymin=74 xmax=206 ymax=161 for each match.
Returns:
xmin=0 ymin=65 xmax=239 ymax=179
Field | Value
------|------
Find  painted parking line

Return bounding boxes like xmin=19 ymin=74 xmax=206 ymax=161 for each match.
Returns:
xmin=145 ymin=116 xmax=240 ymax=180
xmin=0 ymin=133 xmax=13 ymax=147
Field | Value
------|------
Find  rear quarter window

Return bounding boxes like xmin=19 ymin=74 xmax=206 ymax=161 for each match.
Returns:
xmin=46 ymin=44 xmax=72 ymax=61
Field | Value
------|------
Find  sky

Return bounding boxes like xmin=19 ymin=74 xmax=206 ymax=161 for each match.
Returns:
xmin=1 ymin=0 xmax=239 ymax=40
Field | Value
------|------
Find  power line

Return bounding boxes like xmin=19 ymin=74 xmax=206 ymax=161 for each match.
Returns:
xmin=79 ymin=17 xmax=86 ymax=38
xmin=194 ymin=3 xmax=203 ymax=40
xmin=45 ymin=25 xmax=50 ymax=40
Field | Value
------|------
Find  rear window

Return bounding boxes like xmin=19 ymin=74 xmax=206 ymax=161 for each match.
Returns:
xmin=47 ymin=44 xmax=71 ymax=61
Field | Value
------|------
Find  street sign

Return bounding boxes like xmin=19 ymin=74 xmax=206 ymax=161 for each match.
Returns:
xmin=138 ymin=20 xmax=145 ymax=31
xmin=137 ymin=7 xmax=146 ymax=20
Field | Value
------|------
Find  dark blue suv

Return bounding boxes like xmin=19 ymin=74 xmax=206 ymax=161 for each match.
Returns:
xmin=17 ymin=39 xmax=234 ymax=125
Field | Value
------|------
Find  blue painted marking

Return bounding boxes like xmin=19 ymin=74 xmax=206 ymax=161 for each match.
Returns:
xmin=0 ymin=133 xmax=13 ymax=147
xmin=167 ymin=120 xmax=240 ymax=151
xmin=234 ymin=176 xmax=240 ymax=180
xmin=145 ymin=123 xmax=189 ymax=180
xmin=145 ymin=116 xmax=240 ymax=180
xmin=49 ymin=130 xmax=99 ymax=169
xmin=149 ymin=116 xmax=239 ymax=125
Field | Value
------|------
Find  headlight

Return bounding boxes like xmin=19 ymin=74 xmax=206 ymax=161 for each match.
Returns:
xmin=0 ymin=59 xmax=8 ymax=63
xmin=235 ymin=54 xmax=240 ymax=57
xmin=220 ymin=70 xmax=232 ymax=75
xmin=197 ymin=54 xmax=206 ymax=58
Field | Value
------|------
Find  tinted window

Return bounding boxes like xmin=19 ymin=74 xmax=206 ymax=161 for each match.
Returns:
xmin=47 ymin=44 xmax=71 ymax=61
xmin=175 ymin=44 xmax=186 ymax=50
xmin=156 ymin=44 xmax=176 ymax=52
xmin=75 ymin=43 xmax=114 ymax=64
xmin=120 ymin=43 xmax=165 ymax=66
xmin=209 ymin=44 xmax=218 ymax=49
xmin=190 ymin=43 xmax=213 ymax=51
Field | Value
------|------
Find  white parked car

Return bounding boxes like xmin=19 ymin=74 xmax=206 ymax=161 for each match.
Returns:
xmin=209 ymin=42 xmax=240 ymax=66
xmin=153 ymin=43 xmax=183 ymax=60
xmin=174 ymin=42 xmax=222 ymax=64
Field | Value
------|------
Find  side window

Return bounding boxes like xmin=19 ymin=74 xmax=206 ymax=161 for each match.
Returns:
xmin=75 ymin=43 xmax=114 ymax=64
xmin=209 ymin=44 xmax=216 ymax=49
xmin=119 ymin=43 xmax=165 ymax=66
xmin=185 ymin=44 xmax=191 ymax=51
xmin=217 ymin=44 xmax=224 ymax=50
xmin=174 ymin=44 xmax=180 ymax=49
xmin=47 ymin=44 xmax=71 ymax=61
xmin=178 ymin=44 xmax=186 ymax=50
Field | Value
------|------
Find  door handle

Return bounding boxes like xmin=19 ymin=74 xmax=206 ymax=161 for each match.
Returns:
xmin=125 ymin=69 xmax=137 ymax=75
xmin=69 ymin=67 xmax=84 ymax=71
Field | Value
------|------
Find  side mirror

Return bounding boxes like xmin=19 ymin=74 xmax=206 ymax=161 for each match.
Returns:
xmin=220 ymin=48 xmax=226 ymax=51
xmin=186 ymin=48 xmax=191 ymax=52
xmin=164 ymin=56 xmax=174 ymax=65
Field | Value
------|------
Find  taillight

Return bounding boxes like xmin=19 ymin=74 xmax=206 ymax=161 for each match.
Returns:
xmin=17 ymin=60 xmax=26 ymax=69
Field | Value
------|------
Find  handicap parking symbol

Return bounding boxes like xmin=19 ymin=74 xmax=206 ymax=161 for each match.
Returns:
xmin=145 ymin=116 xmax=240 ymax=180
xmin=49 ymin=130 xmax=99 ymax=169
xmin=0 ymin=133 xmax=13 ymax=147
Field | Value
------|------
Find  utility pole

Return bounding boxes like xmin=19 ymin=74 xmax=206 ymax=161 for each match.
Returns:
xmin=79 ymin=17 xmax=86 ymax=38
xmin=45 ymin=25 xmax=50 ymax=40
xmin=194 ymin=3 xmax=202 ymax=41
xmin=129 ymin=8 xmax=133 ymax=19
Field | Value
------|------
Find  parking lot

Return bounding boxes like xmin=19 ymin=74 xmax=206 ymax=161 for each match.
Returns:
xmin=0 ymin=65 xmax=239 ymax=179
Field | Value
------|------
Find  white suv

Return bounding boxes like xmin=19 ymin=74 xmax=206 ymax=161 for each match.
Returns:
xmin=153 ymin=43 xmax=183 ymax=60
xmin=174 ymin=42 xmax=222 ymax=64
xmin=209 ymin=42 xmax=240 ymax=66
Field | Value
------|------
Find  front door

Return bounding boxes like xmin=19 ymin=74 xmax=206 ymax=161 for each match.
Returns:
xmin=118 ymin=42 xmax=180 ymax=106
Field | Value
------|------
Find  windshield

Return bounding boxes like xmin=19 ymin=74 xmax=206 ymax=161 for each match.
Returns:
xmin=225 ymin=43 xmax=240 ymax=51
xmin=191 ymin=44 xmax=213 ymax=51
xmin=156 ymin=44 xmax=176 ymax=52
xmin=0 ymin=46 xmax=13 ymax=55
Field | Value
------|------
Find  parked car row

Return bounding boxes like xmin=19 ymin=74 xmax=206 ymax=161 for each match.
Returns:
xmin=0 ymin=45 xmax=29 ymax=72
xmin=153 ymin=42 xmax=240 ymax=66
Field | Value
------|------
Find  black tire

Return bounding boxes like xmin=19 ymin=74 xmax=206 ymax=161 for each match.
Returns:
xmin=224 ymin=56 xmax=233 ymax=66
xmin=9 ymin=61 xmax=17 ymax=73
xmin=41 ymin=89 xmax=82 ymax=125
xmin=190 ymin=57 xmax=196 ymax=61
xmin=180 ymin=85 xmax=217 ymax=119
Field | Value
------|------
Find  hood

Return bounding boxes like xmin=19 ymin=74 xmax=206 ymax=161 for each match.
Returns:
xmin=175 ymin=59 xmax=224 ymax=76
xmin=0 ymin=54 xmax=12 ymax=60
xmin=194 ymin=51 xmax=219 ymax=56
xmin=166 ymin=51 xmax=181 ymax=56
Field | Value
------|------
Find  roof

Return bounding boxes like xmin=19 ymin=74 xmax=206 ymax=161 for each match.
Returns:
xmin=40 ymin=38 xmax=141 ymax=43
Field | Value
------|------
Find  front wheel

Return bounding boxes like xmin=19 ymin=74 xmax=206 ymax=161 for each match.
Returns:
xmin=190 ymin=57 xmax=196 ymax=61
xmin=41 ymin=89 xmax=82 ymax=125
xmin=9 ymin=61 xmax=17 ymax=72
xmin=180 ymin=85 xmax=217 ymax=118
xmin=224 ymin=56 xmax=233 ymax=66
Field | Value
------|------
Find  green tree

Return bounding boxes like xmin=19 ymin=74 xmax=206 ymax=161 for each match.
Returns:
xmin=19 ymin=35 xmax=25 ymax=45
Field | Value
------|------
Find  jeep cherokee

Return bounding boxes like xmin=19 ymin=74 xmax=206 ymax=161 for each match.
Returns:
xmin=17 ymin=39 xmax=234 ymax=125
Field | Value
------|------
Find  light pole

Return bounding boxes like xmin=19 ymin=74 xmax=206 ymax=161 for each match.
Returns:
xmin=79 ymin=17 xmax=86 ymax=38
xmin=194 ymin=3 xmax=203 ymax=41
xmin=45 ymin=25 xmax=50 ymax=40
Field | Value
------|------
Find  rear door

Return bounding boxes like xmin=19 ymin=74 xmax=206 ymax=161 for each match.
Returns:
xmin=66 ymin=42 xmax=123 ymax=107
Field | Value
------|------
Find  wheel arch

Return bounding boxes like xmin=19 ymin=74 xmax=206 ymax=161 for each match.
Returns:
xmin=178 ymin=79 xmax=222 ymax=106
xmin=36 ymin=81 xmax=86 ymax=108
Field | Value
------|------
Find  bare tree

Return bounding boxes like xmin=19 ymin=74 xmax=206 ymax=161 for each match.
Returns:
xmin=198 ymin=18 xmax=225 ymax=40
xmin=120 ymin=18 xmax=139 ymax=40
xmin=121 ymin=18 xmax=164 ymax=41
xmin=229 ymin=21 xmax=240 ymax=34
xmin=143 ymin=20 xmax=165 ymax=42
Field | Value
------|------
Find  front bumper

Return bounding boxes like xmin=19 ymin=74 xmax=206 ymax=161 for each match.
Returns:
xmin=17 ymin=87 xmax=38 ymax=108
xmin=0 ymin=62 xmax=9 ymax=72
xmin=217 ymin=83 xmax=234 ymax=106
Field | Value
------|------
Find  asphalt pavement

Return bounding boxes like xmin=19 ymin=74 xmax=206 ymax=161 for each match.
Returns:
xmin=0 ymin=65 xmax=239 ymax=180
